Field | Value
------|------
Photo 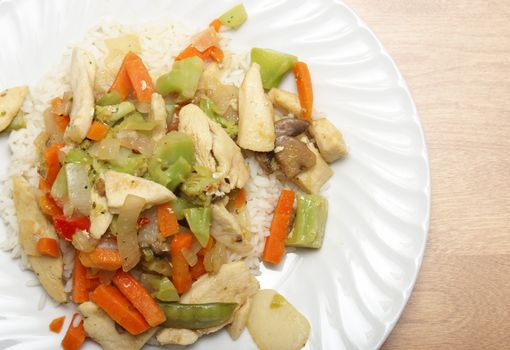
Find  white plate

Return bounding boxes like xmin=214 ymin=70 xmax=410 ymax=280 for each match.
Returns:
xmin=0 ymin=0 xmax=430 ymax=349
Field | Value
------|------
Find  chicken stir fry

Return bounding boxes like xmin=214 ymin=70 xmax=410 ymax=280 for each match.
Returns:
xmin=4 ymin=3 xmax=348 ymax=350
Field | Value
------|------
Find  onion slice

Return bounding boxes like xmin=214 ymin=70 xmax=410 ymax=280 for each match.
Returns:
xmin=191 ymin=27 xmax=220 ymax=52
xmin=65 ymin=163 xmax=91 ymax=216
xmin=88 ymin=138 xmax=121 ymax=160
xmin=117 ymin=194 xmax=146 ymax=271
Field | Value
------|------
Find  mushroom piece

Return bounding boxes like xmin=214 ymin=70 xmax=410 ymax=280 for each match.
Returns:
xmin=0 ymin=85 xmax=28 ymax=132
xmin=274 ymin=136 xmax=316 ymax=179
xmin=274 ymin=118 xmax=310 ymax=137
xmin=254 ymin=152 xmax=278 ymax=174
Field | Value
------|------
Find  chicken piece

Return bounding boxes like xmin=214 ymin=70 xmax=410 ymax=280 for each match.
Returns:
xmin=12 ymin=176 xmax=66 ymax=303
xmin=181 ymin=261 xmax=259 ymax=305
xmin=148 ymin=93 xmax=167 ymax=142
xmin=293 ymin=135 xmax=333 ymax=194
xmin=103 ymin=170 xmax=176 ymax=212
xmin=79 ymin=302 xmax=156 ymax=350
xmin=309 ymin=118 xmax=348 ymax=162
xmin=179 ymin=104 xmax=249 ymax=193
xmin=268 ymin=88 xmax=302 ymax=118
xmin=156 ymin=328 xmax=199 ymax=346
xmin=0 ymin=86 xmax=28 ymax=131
xmin=89 ymin=189 xmax=113 ymax=239
xmin=228 ymin=297 xmax=252 ymax=340
xmin=211 ymin=204 xmax=252 ymax=254
xmin=65 ymin=48 xmax=96 ymax=143
xmin=238 ymin=63 xmax=275 ymax=152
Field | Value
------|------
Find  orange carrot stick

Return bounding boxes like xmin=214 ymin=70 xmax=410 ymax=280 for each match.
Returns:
xmin=112 ymin=270 xmax=165 ymax=327
xmin=125 ymin=54 xmax=154 ymax=103
xmin=262 ymin=189 xmax=295 ymax=264
xmin=110 ymin=52 xmax=139 ymax=100
xmin=72 ymin=254 xmax=89 ymax=304
xmin=90 ymin=284 xmax=150 ymax=335
xmin=49 ymin=316 xmax=66 ymax=333
xmin=79 ymin=249 xmax=122 ymax=271
xmin=170 ymin=233 xmax=193 ymax=294
xmin=157 ymin=203 xmax=180 ymax=238
xmin=61 ymin=313 xmax=85 ymax=350
xmin=190 ymin=255 xmax=206 ymax=280
xmin=38 ymin=193 xmax=63 ymax=217
xmin=44 ymin=143 xmax=63 ymax=186
xmin=293 ymin=61 xmax=313 ymax=121
xmin=209 ymin=18 xmax=222 ymax=32
xmin=86 ymin=121 xmax=109 ymax=141
xmin=55 ymin=115 xmax=70 ymax=133
xmin=36 ymin=238 xmax=60 ymax=258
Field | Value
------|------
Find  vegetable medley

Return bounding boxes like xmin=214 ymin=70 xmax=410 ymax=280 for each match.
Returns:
xmin=1 ymin=3 xmax=348 ymax=350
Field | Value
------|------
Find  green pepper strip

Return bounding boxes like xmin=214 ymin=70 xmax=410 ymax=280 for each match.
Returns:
xmin=159 ymin=303 xmax=238 ymax=329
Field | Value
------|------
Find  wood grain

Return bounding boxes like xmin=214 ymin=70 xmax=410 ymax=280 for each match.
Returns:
xmin=345 ymin=1 xmax=510 ymax=349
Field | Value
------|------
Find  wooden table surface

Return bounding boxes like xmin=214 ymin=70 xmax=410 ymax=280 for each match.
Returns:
xmin=345 ymin=1 xmax=510 ymax=349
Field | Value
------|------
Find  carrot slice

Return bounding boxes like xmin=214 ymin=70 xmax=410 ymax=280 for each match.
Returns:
xmin=38 ymin=193 xmax=63 ymax=217
xmin=72 ymin=254 xmax=89 ymax=304
xmin=293 ymin=61 xmax=313 ymax=121
xmin=86 ymin=121 xmax=109 ymax=141
xmin=90 ymin=284 xmax=150 ymax=335
xmin=190 ymin=255 xmax=206 ymax=280
xmin=157 ymin=203 xmax=180 ymax=238
xmin=170 ymin=233 xmax=193 ymax=293
xmin=262 ymin=189 xmax=295 ymax=264
xmin=112 ymin=270 xmax=165 ymax=327
xmin=49 ymin=315 xmax=66 ymax=333
xmin=36 ymin=238 xmax=60 ymax=258
xmin=55 ymin=115 xmax=70 ymax=133
xmin=228 ymin=188 xmax=246 ymax=211
xmin=125 ymin=54 xmax=154 ymax=103
xmin=61 ymin=313 xmax=85 ymax=350
xmin=110 ymin=52 xmax=139 ymax=100
xmin=79 ymin=249 xmax=122 ymax=271
xmin=44 ymin=143 xmax=64 ymax=186
xmin=209 ymin=18 xmax=222 ymax=32
xmin=39 ymin=177 xmax=52 ymax=193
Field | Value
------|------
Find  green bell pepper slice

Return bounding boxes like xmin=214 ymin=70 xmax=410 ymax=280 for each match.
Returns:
xmin=286 ymin=194 xmax=328 ymax=248
xmin=118 ymin=112 xmax=158 ymax=131
xmin=251 ymin=48 xmax=298 ymax=90
xmin=184 ymin=207 xmax=211 ymax=247
xmin=158 ymin=303 xmax=238 ymax=329
xmin=156 ymin=56 xmax=204 ymax=100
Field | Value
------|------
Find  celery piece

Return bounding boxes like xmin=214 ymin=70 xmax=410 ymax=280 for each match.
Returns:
xmin=156 ymin=56 xmax=204 ymax=99
xmin=118 ymin=112 xmax=158 ymax=131
xmin=97 ymin=91 xmax=121 ymax=106
xmin=251 ymin=48 xmax=298 ymax=90
xmin=184 ymin=207 xmax=211 ymax=247
xmin=219 ymin=4 xmax=248 ymax=29
xmin=95 ymin=101 xmax=136 ymax=125
xmin=171 ymin=197 xmax=194 ymax=220
xmin=145 ymin=276 xmax=179 ymax=302
xmin=286 ymin=194 xmax=328 ymax=248
xmin=65 ymin=148 xmax=92 ymax=165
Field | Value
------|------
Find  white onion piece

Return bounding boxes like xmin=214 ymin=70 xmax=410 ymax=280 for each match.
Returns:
xmin=181 ymin=247 xmax=198 ymax=267
xmin=72 ymin=230 xmax=98 ymax=253
xmin=65 ymin=163 xmax=91 ymax=216
xmin=191 ymin=27 xmax=219 ymax=52
xmin=117 ymin=194 xmax=146 ymax=271
xmin=88 ymin=138 xmax=121 ymax=160
xmin=134 ymin=101 xmax=151 ymax=113
xmin=138 ymin=207 xmax=158 ymax=248
xmin=190 ymin=239 xmax=202 ymax=255
xmin=117 ymin=130 xmax=154 ymax=155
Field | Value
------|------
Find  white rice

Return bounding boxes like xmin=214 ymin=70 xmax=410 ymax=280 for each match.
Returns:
xmin=0 ymin=18 xmax=278 ymax=292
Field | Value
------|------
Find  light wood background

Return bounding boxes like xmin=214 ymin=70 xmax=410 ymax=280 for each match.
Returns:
xmin=345 ymin=1 xmax=510 ymax=349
